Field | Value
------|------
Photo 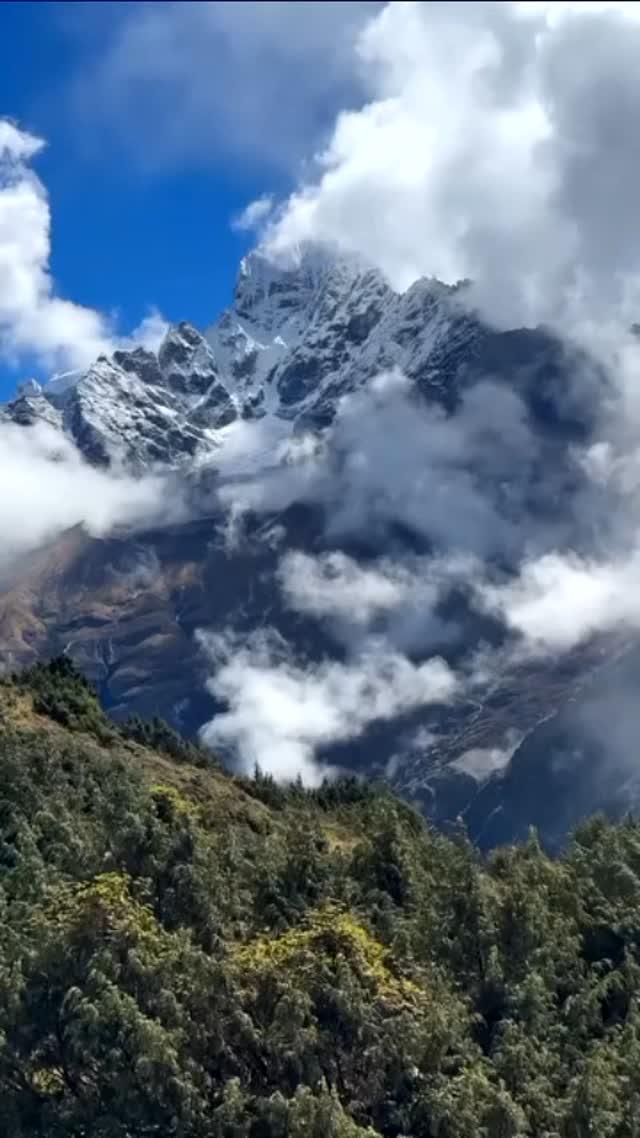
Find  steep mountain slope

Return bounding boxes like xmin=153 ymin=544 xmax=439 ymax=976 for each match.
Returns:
xmin=0 ymin=241 xmax=630 ymax=846
xmin=2 ymin=659 xmax=640 ymax=1136
xmin=0 ymin=510 xmax=623 ymax=846
xmin=0 ymin=507 xmax=331 ymax=729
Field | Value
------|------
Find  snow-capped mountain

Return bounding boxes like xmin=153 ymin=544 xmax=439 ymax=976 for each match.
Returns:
xmin=3 ymin=240 xmax=589 ymax=473
xmin=5 ymin=327 xmax=235 ymax=470
xmin=3 ymin=243 xmax=487 ymax=468
xmin=0 ymin=241 xmax=624 ymax=847
xmin=206 ymin=244 xmax=484 ymax=431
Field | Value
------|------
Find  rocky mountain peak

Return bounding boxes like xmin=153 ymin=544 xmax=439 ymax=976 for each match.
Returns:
xmin=157 ymin=322 xmax=221 ymax=398
xmin=232 ymin=241 xmax=381 ymax=330
xmin=112 ymin=346 xmax=164 ymax=387
xmin=6 ymin=388 xmax=63 ymax=431
xmin=2 ymin=240 xmax=486 ymax=466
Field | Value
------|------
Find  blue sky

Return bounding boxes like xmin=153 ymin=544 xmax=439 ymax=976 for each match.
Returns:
xmin=0 ymin=1 xmax=373 ymax=398
xmin=0 ymin=3 xmax=270 ymax=396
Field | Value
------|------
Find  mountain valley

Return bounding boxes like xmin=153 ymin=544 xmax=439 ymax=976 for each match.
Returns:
xmin=0 ymin=242 xmax=634 ymax=848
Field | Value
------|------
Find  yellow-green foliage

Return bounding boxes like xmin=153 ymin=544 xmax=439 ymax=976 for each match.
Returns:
xmin=150 ymin=782 xmax=197 ymax=820
xmin=234 ymin=904 xmax=419 ymax=1006
xmin=40 ymin=871 xmax=165 ymax=947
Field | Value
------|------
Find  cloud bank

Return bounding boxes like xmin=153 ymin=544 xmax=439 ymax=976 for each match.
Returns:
xmin=194 ymin=340 xmax=640 ymax=780
xmin=216 ymin=365 xmax=591 ymax=563
xmin=277 ymin=549 xmax=477 ymax=655
xmin=262 ymin=1 xmax=640 ymax=332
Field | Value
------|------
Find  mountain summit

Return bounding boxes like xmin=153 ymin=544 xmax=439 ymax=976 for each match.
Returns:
xmin=4 ymin=242 xmax=483 ymax=467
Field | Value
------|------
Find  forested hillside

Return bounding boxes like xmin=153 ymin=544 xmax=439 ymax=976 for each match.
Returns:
xmin=1 ymin=659 xmax=639 ymax=1136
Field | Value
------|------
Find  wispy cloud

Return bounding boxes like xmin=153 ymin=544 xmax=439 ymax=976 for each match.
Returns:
xmin=232 ymin=195 xmax=275 ymax=233
xmin=0 ymin=419 xmax=182 ymax=572
xmin=68 ymin=2 xmax=376 ymax=174
xmin=215 ymin=367 xmax=569 ymax=563
xmin=278 ymin=549 xmax=475 ymax=654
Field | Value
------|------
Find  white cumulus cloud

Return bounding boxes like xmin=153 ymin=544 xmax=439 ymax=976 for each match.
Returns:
xmin=263 ymin=0 xmax=640 ymax=332
xmin=278 ymin=549 xmax=477 ymax=653
xmin=0 ymin=119 xmax=166 ymax=374
xmin=476 ymin=547 xmax=640 ymax=655
xmin=279 ymin=550 xmax=414 ymax=625
xmin=198 ymin=627 xmax=458 ymax=784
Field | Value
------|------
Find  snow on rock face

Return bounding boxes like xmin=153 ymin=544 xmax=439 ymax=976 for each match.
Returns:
xmin=60 ymin=355 xmax=208 ymax=469
xmin=3 ymin=323 xmax=240 ymax=469
xmin=6 ymin=391 xmax=63 ymax=432
xmin=158 ymin=323 xmax=219 ymax=397
xmin=206 ymin=242 xmax=483 ymax=431
xmin=206 ymin=243 xmax=395 ymax=409
xmin=2 ymin=241 xmax=518 ymax=469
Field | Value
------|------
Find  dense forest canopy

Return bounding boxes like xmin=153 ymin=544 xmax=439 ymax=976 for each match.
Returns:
xmin=0 ymin=659 xmax=639 ymax=1136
